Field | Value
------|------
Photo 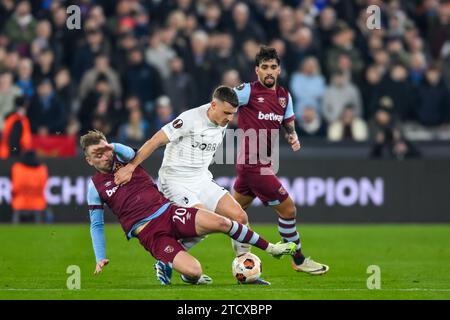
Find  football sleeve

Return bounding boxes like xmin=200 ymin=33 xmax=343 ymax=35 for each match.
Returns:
xmin=283 ymin=93 xmax=296 ymax=124
xmin=112 ymin=143 xmax=136 ymax=163
xmin=161 ymin=112 xmax=193 ymax=142
xmin=87 ymin=179 xmax=106 ymax=263
xmin=233 ymin=83 xmax=251 ymax=107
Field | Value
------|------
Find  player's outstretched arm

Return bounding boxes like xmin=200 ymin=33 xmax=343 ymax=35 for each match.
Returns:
xmin=114 ymin=129 xmax=170 ymax=185
xmin=90 ymin=210 xmax=109 ymax=274
xmin=283 ymin=120 xmax=301 ymax=152
xmin=87 ymin=180 xmax=109 ymax=274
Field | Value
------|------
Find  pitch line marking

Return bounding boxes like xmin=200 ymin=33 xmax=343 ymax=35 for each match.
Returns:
xmin=1 ymin=288 xmax=450 ymax=292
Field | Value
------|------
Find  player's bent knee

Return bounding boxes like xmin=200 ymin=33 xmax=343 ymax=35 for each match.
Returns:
xmin=278 ymin=202 xmax=297 ymax=219
xmin=234 ymin=210 xmax=248 ymax=225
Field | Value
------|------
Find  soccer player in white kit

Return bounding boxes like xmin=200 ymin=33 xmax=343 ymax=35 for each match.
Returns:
xmin=114 ymin=86 xmax=271 ymax=285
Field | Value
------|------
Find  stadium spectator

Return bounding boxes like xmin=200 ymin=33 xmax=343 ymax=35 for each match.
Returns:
xmin=117 ymin=107 xmax=151 ymax=149
xmin=79 ymin=73 xmax=122 ymax=136
xmin=15 ymin=58 xmax=34 ymax=98
xmin=72 ymin=28 xmax=110 ymax=83
xmin=4 ymin=0 xmax=36 ymax=56
xmin=145 ymin=29 xmax=177 ymax=80
xmin=376 ymin=63 xmax=418 ymax=121
xmin=235 ymin=38 xmax=260 ymax=82
xmin=79 ymin=53 xmax=122 ymax=101
xmin=290 ymin=56 xmax=326 ymax=118
xmin=322 ymin=71 xmax=363 ymax=124
xmin=371 ymin=49 xmax=391 ymax=75
xmin=124 ymin=95 xmax=142 ymax=113
xmin=230 ymin=2 xmax=265 ymax=50
xmin=296 ymin=105 xmax=327 ymax=138
xmin=276 ymin=5 xmax=296 ymax=42
xmin=426 ymin=1 xmax=450 ymax=59
xmin=184 ymin=30 xmax=219 ymax=104
xmin=28 ymin=78 xmax=67 ymax=135
xmin=361 ymin=65 xmax=384 ymax=119
xmin=416 ymin=65 xmax=450 ymax=128
xmin=32 ymin=48 xmax=56 ymax=85
xmin=325 ymin=21 xmax=364 ymax=80
xmin=54 ymin=67 xmax=73 ymax=106
xmin=211 ymin=32 xmax=236 ymax=77
xmin=201 ymin=1 xmax=225 ymax=33
xmin=441 ymin=41 xmax=450 ymax=86
xmin=328 ymin=104 xmax=369 ymax=142
xmin=369 ymin=96 xmax=421 ymax=159
xmin=163 ymin=56 xmax=196 ymax=114
xmin=0 ymin=0 xmax=15 ymax=32
xmin=386 ymin=36 xmax=410 ymax=67
xmin=317 ymin=6 xmax=337 ymax=51
xmin=124 ymin=47 xmax=163 ymax=115
xmin=286 ymin=27 xmax=320 ymax=76
xmin=112 ymin=31 xmax=138 ymax=75
xmin=0 ymin=96 xmax=31 ymax=159
xmin=11 ymin=150 xmax=49 ymax=224
xmin=0 ymin=71 xmax=22 ymax=130
xmin=222 ymin=69 xmax=241 ymax=88
xmin=409 ymin=52 xmax=428 ymax=86
xmin=30 ymin=19 xmax=54 ymax=61
xmin=152 ymin=95 xmax=176 ymax=134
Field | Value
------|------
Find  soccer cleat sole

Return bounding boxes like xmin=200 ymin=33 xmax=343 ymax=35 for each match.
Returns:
xmin=291 ymin=261 xmax=330 ymax=275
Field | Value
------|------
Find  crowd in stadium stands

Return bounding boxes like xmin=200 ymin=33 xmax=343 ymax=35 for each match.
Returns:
xmin=0 ymin=0 xmax=449 ymax=158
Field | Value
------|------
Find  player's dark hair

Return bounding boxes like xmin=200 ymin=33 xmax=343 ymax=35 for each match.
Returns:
xmin=212 ymin=85 xmax=239 ymax=108
xmin=80 ymin=130 xmax=107 ymax=155
xmin=255 ymin=45 xmax=280 ymax=67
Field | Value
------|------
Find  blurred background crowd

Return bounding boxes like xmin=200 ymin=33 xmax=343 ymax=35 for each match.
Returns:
xmin=0 ymin=0 xmax=450 ymax=159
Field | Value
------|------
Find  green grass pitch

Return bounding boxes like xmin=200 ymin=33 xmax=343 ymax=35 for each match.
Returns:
xmin=0 ymin=224 xmax=449 ymax=300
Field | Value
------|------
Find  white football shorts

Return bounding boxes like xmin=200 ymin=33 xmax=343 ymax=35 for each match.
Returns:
xmin=157 ymin=171 xmax=228 ymax=212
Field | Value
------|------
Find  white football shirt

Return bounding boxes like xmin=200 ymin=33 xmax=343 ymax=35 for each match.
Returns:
xmin=160 ymin=104 xmax=227 ymax=179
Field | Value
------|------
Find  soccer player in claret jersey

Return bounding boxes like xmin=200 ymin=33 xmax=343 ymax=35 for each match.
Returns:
xmin=232 ymin=46 xmax=329 ymax=275
xmin=114 ymin=86 xmax=271 ymax=284
xmin=81 ymin=130 xmax=296 ymax=285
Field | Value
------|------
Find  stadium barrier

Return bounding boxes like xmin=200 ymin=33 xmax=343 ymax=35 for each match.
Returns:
xmin=0 ymin=158 xmax=449 ymax=223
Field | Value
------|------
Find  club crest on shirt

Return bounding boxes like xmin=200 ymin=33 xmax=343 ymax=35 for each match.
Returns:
xmin=279 ymin=97 xmax=287 ymax=108
xmin=236 ymin=83 xmax=245 ymax=90
xmin=257 ymin=97 xmax=265 ymax=103
xmin=278 ymin=186 xmax=287 ymax=195
xmin=173 ymin=119 xmax=183 ymax=129
xmin=164 ymin=245 xmax=174 ymax=253
xmin=105 ymin=181 xmax=112 ymax=187
xmin=113 ymin=161 xmax=124 ymax=173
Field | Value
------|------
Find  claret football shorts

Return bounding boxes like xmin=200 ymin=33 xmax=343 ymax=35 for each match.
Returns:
xmin=234 ymin=169 xmax=290 ymax=206
xmin=137 ymin=204 xmax=199 ymax=263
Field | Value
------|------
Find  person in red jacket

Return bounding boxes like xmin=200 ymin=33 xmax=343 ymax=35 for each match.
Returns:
xmin=0 ymin=96 xmax=32 ymax=159
xmin=11 ymin=150 xmax=48 ymax=224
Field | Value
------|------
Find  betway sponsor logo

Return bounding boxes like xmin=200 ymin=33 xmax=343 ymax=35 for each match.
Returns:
xmin=258 ymin=111 xmax=283 ymax=123
xmin=106 ymin=185 xmax=119 ymax=197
